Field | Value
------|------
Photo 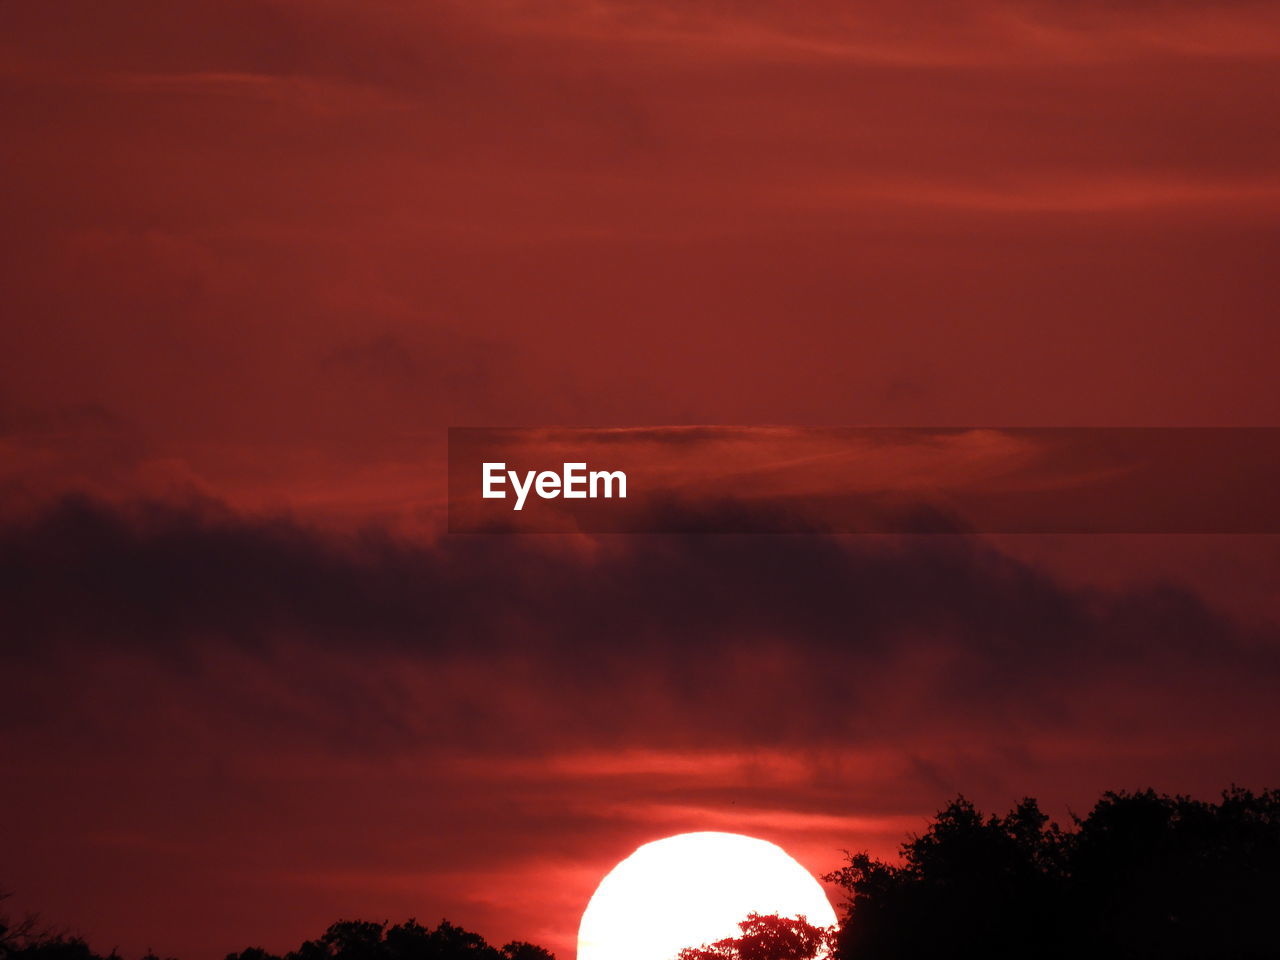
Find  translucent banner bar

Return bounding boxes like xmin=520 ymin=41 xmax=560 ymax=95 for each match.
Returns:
xmin=448 ymin=427 xmax=1280 ymax=534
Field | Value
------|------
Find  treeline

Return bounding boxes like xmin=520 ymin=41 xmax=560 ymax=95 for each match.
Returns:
xmin=0 ymin=916 xmax=552 ymax=960
xmin=225 ymin=920 xmax=553 ymax=960
xmin=7 ymin=787 xmax=1280 ymax=960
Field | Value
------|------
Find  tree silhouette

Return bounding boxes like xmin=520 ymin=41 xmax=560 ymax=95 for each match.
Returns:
xmin=676 ymin=913 xmax=833 ymax=960
xmin=494 ymin=944 xmax=552 ymax=960
xmin=0 ymin=892 xmax=82 ymax=960
xmin=824 ymin=787 xmax=1280 ymax=960
xmin=223 ymin=919 xmax=554 ymax=960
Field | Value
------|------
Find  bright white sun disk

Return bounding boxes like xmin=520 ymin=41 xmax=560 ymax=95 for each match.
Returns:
xmin=577 ymin=831 xmax=837 ymax=960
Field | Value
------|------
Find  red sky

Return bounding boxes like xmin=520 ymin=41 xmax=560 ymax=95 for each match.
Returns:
xmin=2 ymin=2 xmax=1279 ymax=958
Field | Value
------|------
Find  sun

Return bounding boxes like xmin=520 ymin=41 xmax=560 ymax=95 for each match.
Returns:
xmin=577 ymin=831 xmax=837 ymax=960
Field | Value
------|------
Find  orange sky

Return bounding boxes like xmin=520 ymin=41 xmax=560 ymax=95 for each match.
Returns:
xmin=2 ymin=2 xmax=1280 ymax=958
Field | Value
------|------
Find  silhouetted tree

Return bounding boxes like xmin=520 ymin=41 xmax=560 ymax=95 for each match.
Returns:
xmin=1064 ymin=787 xmax=1280 ymax=959
xmin=825 ymin=787 xmax=1280 ymax=960
xmin=223 ymin=949 xmax=280 ymax=960
xmin=0 ymin=892 xmax=81 ymax=960
xmin=676 ymin=913 xmax=833 ymax=960
xmin=242 ymin=919 xmax=554 ymax=960
xmin=497 ymin=944 xmax=553 ymax=960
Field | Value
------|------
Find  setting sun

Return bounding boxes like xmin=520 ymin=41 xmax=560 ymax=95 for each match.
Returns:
xmin=577 ymin=832 xmax=837 ymax=960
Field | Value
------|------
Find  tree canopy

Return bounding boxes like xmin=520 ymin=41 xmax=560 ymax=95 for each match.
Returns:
xmin=825 ymin=787 xmax=1280 ymax=960
xmin=226 ymin=919 xmax=552 ymax=960
xmin=676 ymin=914 xmax=833 ymax=960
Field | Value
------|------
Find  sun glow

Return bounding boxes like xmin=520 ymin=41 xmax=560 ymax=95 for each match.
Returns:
xmin=577 ymin=832 xmax=838 ymax=960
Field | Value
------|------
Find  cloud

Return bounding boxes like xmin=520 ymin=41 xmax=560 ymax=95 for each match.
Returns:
xmin=4 ymin=494 xmax=1276 ymax=753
